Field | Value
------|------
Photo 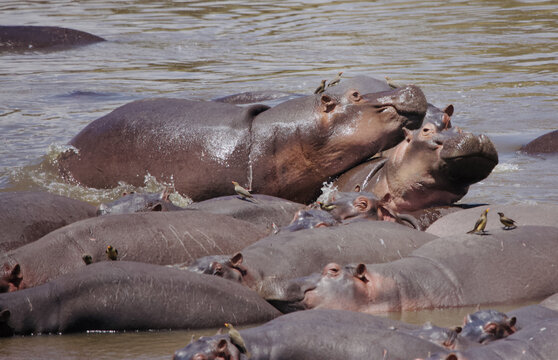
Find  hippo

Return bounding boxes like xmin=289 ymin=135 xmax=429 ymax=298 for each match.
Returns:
xmin=279 ymin=208 xmax=339 ymax=232
xmin=0 ymin=191 xmax=97 ymax=253
xmin=334 ymin=122 xmax=498 ymax=213
xmin=0 ymin=211 xmax=266 ymax=292
xmin=186 ymin=221 xmax=437 ymax=300
xmin=425 ymin=204 xmax=558 ymax=237
xmin=282 ymin=226 xmax=558 ymax=314
xmin=0 ymin=261 xmax=280 ymax=336
xmin=96 ymin=189 xmax=183 ymax=215
xmin=459 ymin=309 xmax=516 ymax=344
xmin=0 ymin=26 xmax=104 ymax=51
xmin=57 ymin=85 xmax=427 ymax=203
xmin=173 ymin=309 xmax=448 ymax=360
xmin=521 ymin=129 xmax=558 ymax=154
xmin=425 ymin=316 xmax=558 ymax=360
xmin=186 ymin=194 xmax=306 ymax=233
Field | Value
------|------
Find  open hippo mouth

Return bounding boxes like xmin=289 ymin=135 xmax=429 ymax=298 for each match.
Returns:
xmin=440 ymin=133 xmax=498 ymax=185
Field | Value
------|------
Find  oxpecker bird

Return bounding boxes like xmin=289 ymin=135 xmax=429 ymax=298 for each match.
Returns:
xmin=232 ymin=181 xmax=257 ymax=202
xmin=225 ymin=322 xmax=251 ymax=357
xmin=498 ymin=212 xmax=517 ymax=230
xmin=105 ymin=245 xmax=118 ymax=261
xmin=82 ymin=254 xmax=93 ymax=265
xmin=467 ymin=208 xmax=489 ymax=234
xmin=326 ymin=71 xmax=343 ymax=88
xmin=314 ymin=79 xmax=327 ymax=94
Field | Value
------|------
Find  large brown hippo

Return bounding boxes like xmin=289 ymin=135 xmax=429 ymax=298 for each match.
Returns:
xmin=426 ymin=204 xmax=558 ymax=237
xmin=0 ymin=261 xmax=280 ymax=336
xmin=0 ymin=26 xmax=104 ymax=51
xmin=57 ymin=85 xmax=427 ymax=203
xmin=334 ymin=122 xmax=498 ymax=213
xmin=186 ymin=221 xmax=437 ymax=300
xmin=0 ymin=211 xmax=266 ymax=292
xmin=282 ymin=226 xmax=558 ymax=314
xmin=0 ymin=191 xmax=97 ymax=253
xmin=521 ymin=129 xmax=558 ymax=154
xmin=173 ymin=309 xmax=448 ymax=360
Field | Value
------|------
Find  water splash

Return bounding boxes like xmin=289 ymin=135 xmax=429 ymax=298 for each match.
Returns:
xmin=316 ymin=181 xmax=338 ymax=204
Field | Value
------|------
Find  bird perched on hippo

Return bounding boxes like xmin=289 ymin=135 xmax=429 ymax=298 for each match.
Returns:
xmin=57 ymin=80 xmax=428 ymax=204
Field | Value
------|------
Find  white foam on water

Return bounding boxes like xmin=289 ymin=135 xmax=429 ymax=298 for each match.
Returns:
xmin=316 ymin=181 xmax=338 ymax=204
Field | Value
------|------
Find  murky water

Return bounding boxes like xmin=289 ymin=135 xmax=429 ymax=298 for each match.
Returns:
xmin=0 ymin=0 xmax=557 ymax=358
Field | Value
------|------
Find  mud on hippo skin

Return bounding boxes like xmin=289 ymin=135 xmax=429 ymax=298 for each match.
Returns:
xmin=282 ymin=226 xmax=558 ymax=314
xmin=0 ymin=25 xmax=104 ymax=52
xmin=334 ymin=122 xmax=498 ymax=213
xmin=58 ymin=83 xmax=427 ymax=204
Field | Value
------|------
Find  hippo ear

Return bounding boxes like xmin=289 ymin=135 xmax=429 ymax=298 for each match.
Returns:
xmin=229 ymin=253 xmax=243 ymax=267
xmin=320 ymin=94 xmax=338 ymax=113
xmin=217 ymin=339 xmax=229 ymax=353
xmin=315 ymin=222 xmax=330 ymax=228
xmin=444 ymin=104 xmax=454 ymax=117
xmin=445 ymin=354 xmax=459 ymax=360
xmin=454 ymin=326 xmax=462 ymax=334
xmin=483 ymin=322 xmax=498 ymax=334
xmin=353 ymin=184 xmax=361 ymax=192
xmin=353 ymin=263 xmax=369 ymax=283
xmin=508 ymin=316 xmax=517 ymax=327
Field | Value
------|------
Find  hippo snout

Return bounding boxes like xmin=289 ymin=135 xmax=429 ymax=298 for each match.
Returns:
xmin=366 ymin=85 xmax=428 ymax=130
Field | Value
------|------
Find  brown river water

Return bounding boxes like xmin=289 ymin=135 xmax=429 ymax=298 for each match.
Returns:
xmin=0 ymin=0 xmax=557 ymax=358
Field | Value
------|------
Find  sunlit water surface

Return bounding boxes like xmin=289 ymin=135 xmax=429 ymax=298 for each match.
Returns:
xmin=0 ymin=0 xmax=557 ymax=358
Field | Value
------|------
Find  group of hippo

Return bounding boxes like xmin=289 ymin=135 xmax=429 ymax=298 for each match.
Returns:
xmin=2 ymin=25 xmax=558 ymax=360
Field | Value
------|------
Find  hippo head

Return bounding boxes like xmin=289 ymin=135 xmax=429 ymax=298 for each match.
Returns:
xmin=459 ymin=309 xmax=516 ymax=344
xmin=281 ymin=208 xmax=338 ymax=232
xmin=424 ymin=104 xmax=453 ymax=131
xmin=96 ymin=189 xmax=179 ymax=216
xmin=276 ymin=262 xmax=397 ymax=314
xmin=327 ymin=191 xmax=395 ymax=222
xmin=186 ymin=253 xmax=257 ymax=290
xmin=173 ymin=335 xmax=244 ymax=360
xmin=379 ymin=122 xmax=498 ymax=212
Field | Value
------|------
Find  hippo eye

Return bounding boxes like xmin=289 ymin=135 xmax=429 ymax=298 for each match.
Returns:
xmin=350 ymin=91 xmax=362 ymax=101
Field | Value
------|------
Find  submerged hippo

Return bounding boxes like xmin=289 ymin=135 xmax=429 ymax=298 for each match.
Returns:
xmin=334 ymin=122 xmax=498 ymax=213
xmin=282 ymin=226 xmax=558 ymax=314
xmin=96 ymin=189 xmax=183 ymax=215
xmin=58 ymin=85 xmax=427 ymax=203
xmin=521 ymin=129 xmax=558 ymax=154
xmin=186 ymin=221 xmax=436 ymax=300
xmin=0 ymin=191 xmax=96 ymax=253
xmin=0 ymin=261 xmax=280 ymax=336
xmin=0 ymin=26 xmax=104 ymax=51
xmin=0 ymin=211 xmax=266 ymax=292
xmin=173 ymin=309 xmax=448 ymax=360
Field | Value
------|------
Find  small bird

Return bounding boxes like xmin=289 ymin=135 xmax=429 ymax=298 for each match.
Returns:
xmin=105 ymin=245 xmax=118 ymax=261
xmin=232 ymin=181 xmax=257 ymax=202
xmin=82 ymin=254 xmax=93 ymax=265
xmin=314 ymin=79 xmax=327 ymax=94
xmin=271 ymin=222 xmax=280 ymax=235
xmin=385 ymin=76 xmax=401 ymax=89
xmin=326 ymin=71 xmax=343 ymax=88
xmin=467 ymin=208 xmax=489 ymax=234
xmin=317 ymin=201 xmax=337 ymax=211
xmin=498 ymin=212 xmax=517 ymax=230
xmin=224 ymin=323 xmax=250 ymax=357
